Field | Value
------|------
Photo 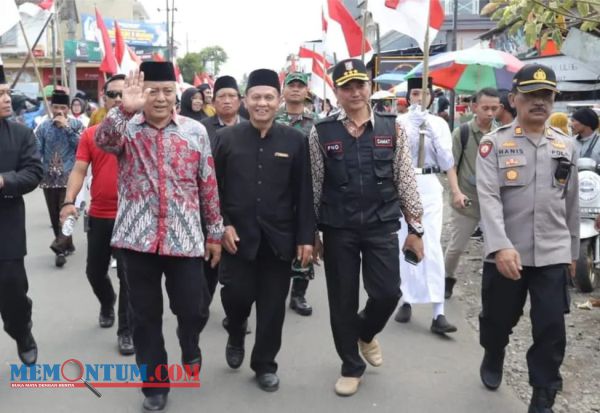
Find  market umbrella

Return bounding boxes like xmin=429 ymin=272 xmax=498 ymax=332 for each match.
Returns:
xmin=404 ymin=48 xmax=524 ymax=94
xmin=373 ymin=72 xmax=406 ymax=84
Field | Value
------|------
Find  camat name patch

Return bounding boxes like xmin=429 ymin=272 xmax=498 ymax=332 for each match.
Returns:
xmin=374 ymin=136 xmax=394 ymax=148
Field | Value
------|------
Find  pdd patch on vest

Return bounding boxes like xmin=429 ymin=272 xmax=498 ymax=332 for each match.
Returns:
xmin=374 ymin=136 xmax=394 ymax=148
xmin=325 ymin=141 xmax=343 ymax=154
xmin=479 ymin=141 xmax=493 ymax=158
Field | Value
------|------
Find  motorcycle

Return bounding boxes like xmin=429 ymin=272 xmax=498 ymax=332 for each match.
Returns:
xmin=575 ymin=157 xmax=600 ymax=292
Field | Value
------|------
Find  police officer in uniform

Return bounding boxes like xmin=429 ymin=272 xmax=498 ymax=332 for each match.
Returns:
xmin=476 ymin=64 xmax=578 ymax=413
xmin=275 ymin=72 xmax=316 ymax=316
xmin=309 ymin=59 xmax=424 ymax=396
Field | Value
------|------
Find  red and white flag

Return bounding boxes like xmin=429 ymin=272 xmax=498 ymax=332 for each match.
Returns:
xmin=323 ymin=0 xmax=373 ymax=61
xmin=0 ymin=1 xmax=20 ymax=38
xmin=369 ymin=0 xmax=445 ymax=52
xmin=114 ymin=21 xmax=141 ymax=74
xmin=95 ymin=8 xmax=118 ymax=75
xmin=310 ymin=58 xmax=337 ymax=106
xmin=298 ymin=42 xmax=330 ymax=73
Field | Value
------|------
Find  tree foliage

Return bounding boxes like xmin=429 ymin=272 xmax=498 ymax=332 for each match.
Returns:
xmin=176 ymin=46 xmax=228 ymax=83
xmin=482 ymin=0 xmax=600 ymax=48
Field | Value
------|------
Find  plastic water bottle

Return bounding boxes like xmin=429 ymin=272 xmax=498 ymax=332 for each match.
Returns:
xmin=62 ymin=215 xmax=77 ymax=237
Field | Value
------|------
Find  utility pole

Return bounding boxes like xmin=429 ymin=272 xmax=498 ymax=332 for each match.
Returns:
xmin=51 ymin=10 xmax=57 ymax=88
xmin=160 ymin=1 xmax=170 ymax=61
xmin=448 ymin=0 xmax=459 ymax=131
xmin=66 ymin=0 xmax=77 ymax=100
xmin=170 ymin=0 xmax=176 ymax=62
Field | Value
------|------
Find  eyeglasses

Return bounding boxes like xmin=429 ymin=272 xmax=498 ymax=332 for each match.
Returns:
xmin=105 ymin=91 xmax=122 ymax=99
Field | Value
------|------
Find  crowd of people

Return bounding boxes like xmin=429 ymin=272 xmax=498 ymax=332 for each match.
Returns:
xmin=0 ymin=58 xmax=588 ymax=413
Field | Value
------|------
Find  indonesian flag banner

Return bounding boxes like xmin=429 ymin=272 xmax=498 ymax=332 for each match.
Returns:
xmin=323 ymin=0 xmax=373 ymax=61
xmin=310 ymin=58 xmax=337 ymax=106
xmin=114 ymin=21 xmax=141 ymax=74
xmin=369 ymin=0 xmax=445 ymax=52
xmin=95 ymin=7 xmax=118 ymax=75
xmin=298 ymin=41 xmax=330 ymax=73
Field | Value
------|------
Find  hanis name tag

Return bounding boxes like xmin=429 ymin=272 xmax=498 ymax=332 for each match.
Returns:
xmin=374 ymin=136 xmax=394 ymax=148
xmin=325 ymin=141 xmax=343 ymax=154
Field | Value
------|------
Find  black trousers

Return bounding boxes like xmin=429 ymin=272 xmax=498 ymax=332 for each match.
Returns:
xmin=290 ymin=277 xmax=309 ymax=297
xmin=43 ymin=187 xmax=72 ymax=254
xmin=219 ymin=239 xmax=291 ymax=375
xmin=86 ymin=216 xmax=130 ymax=336
xmin=120 ymin=249 xmax=209 ymax=396
xmin=0 ymin=259 xmax=33 ymax=341
xmin=479 ymin=262 xmax=570 ymax=390
xmin=322 ymin=224 xmax=401 ymax=378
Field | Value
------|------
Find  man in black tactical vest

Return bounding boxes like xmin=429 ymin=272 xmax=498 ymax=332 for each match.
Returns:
xmin=308 ymin=59 xmax=424 ymax=397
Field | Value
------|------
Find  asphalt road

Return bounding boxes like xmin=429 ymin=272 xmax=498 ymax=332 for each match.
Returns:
xmin=0 ymin=190 xmax=526 ymax=412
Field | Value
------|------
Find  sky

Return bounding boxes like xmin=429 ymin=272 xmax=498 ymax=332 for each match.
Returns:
xmin=144 ymin=0 xmax=326 ymax=81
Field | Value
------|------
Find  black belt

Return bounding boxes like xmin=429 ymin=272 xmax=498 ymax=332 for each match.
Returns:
xmin=414 ymin=166 xmax=441 ymax=175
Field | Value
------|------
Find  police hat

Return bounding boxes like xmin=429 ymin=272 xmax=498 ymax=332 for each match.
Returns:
xmin=512 ymin=64 xmax=559 ymax=94
xmin=332 ymin=59 xmax=369 ymax=87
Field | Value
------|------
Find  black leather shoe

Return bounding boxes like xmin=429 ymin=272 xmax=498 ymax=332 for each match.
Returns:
xmin=142 ymin=394 xmax=168 ymax=412
xmin=290 ymin=295 xmax=313 ymax=316
xmin=117 ymin=334 xmax=135 ymax=356
xmin=223 ymin=319 xmax=245 ymax=369
xmin=445 ymin=277 xmax=457 ymax=299
xmin=394 ymin=303 xmax=412 ymax=323
xmin=256 ymin=372 xmax=279 ymax=392
xmin=55 ymin=254 xmax=66 ymax=268
xmin=17 ymin=332 xmax=37 ymax=366
xmin=431 ymin=315 xmax=458 ymax=335
xmin=480 ymin=349 xmax=505 ymax=390
xmin=528 ymin=388 xmax=556 ymax=413
xmin=99 ymin=307 xmax=115 ymax=328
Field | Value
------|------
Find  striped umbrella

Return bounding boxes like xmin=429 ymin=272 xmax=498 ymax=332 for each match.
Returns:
xmin=404 ymin=48 xmax=525 ymax=94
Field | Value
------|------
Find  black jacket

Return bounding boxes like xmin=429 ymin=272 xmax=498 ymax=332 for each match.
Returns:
xmin=0 ymin=119 xmax=43 ymax=259
xmin=213 ymin=121 xmax=315 ymax=261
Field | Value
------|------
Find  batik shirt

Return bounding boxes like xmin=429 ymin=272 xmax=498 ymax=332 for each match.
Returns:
xmin=35 ymin=117 xmax=83 ymax=188
xmin=95 ymin=106 xmax=224 ymax=257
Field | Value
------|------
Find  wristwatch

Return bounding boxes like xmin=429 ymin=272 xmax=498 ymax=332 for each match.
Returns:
xmin=407 ymin=222 xmax=424 ymax=238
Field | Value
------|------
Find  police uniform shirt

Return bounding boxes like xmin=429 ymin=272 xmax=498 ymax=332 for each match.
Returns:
xmin=396 ymin=109 xmax=454 ymax=171
xmin=476 ymin=122 xmax=579 ymax=267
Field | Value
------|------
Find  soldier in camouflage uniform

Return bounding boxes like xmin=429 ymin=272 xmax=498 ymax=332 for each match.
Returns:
xmin=275 ymin=72 xmax=315 ymax=316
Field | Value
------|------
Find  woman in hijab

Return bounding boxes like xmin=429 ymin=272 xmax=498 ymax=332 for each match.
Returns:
xmin=70 ymin=97 xmax=89 ymax=127
xmin=197 ymin=84 xmax=216 ymax=117
xmin=179 ymin=87 xmax=207 ymax=122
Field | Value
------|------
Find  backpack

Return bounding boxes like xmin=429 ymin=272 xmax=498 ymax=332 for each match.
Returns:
xmin=456 ymin=123 xmax=470 ymax=174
